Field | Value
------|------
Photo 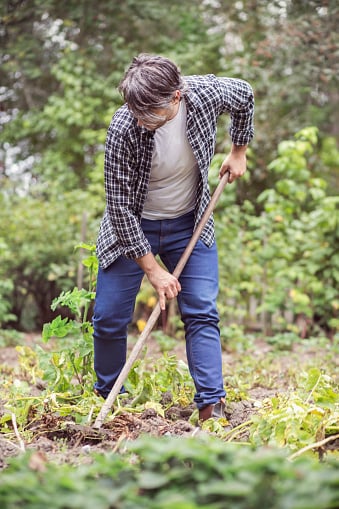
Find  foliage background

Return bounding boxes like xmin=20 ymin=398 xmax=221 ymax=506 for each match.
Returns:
xmin=0 ymin=0 xmax=338 ymax=336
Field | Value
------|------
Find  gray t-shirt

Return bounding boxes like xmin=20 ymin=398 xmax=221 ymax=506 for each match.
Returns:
xmin=142 ymin=100 xmax=199 ymax=219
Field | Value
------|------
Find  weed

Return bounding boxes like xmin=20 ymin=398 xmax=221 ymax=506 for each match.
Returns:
xmin=250 ymin=368 xmax=339 ymax=453
xmin=152 ymin=330 xmax=178 ymax=352
xmin=0 ymin=329 xmax=24 ymax=347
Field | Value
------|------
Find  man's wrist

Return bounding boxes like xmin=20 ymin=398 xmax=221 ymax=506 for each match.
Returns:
xmin=231 ymin=143 xmax=248 ymax=155
xmin=135 ymin=252 xmax=158 ymax=275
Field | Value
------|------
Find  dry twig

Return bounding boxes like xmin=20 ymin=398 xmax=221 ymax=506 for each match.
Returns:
xmin=11 ymin=413 xmax=25 ymax=452
xmin=288 ymin=433 xmax=339 ymax=461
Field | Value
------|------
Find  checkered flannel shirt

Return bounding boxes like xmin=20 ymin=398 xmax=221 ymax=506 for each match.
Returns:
xmin=96 ymin=74 xmax=254 ymax=269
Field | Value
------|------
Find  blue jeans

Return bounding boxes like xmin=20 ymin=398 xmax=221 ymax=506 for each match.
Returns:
xmin=93 ymin=211 xmax=225 ymax=408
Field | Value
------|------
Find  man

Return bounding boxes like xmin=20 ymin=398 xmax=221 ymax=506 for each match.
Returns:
xmin=93 ymin=54 xmax=254 ymax=421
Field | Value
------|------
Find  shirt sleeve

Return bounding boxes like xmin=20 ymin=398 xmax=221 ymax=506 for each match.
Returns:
xmin=215 ymin=77 xmax=254 ymax=146
xmin=104 ymin=127 xmax=152 ymax=259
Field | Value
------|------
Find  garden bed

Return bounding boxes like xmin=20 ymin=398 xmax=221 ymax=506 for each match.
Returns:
xmin=0 ymin=332 xmax=338 ymax=466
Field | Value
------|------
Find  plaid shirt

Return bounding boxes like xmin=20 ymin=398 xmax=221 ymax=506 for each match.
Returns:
xmin=96 ymin=74 xmax=254 ymax=269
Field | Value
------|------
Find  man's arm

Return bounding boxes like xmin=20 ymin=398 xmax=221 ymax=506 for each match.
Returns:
xmin=216 ymin=77 xmax=254 ymax=182
xmin=104 ymin=127 xmax=151 ymax=260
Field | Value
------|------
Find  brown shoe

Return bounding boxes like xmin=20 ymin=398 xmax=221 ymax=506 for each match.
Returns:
xmin=199 ymin=398 xmax=226 ymax=421
xmin=94 ymin=388 xmax=105 ymax=399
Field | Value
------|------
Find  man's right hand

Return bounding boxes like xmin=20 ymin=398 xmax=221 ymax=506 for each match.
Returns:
xmin=136 ymin=252 xmax=181 ymax=310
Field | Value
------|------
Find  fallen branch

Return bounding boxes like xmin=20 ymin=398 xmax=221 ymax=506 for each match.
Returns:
xmin=288 ymin=433 xmax=339 ymax=461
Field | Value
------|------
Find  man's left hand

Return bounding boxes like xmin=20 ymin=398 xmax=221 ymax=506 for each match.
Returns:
xmin=219 ymin=144 xmax=248 ymax=183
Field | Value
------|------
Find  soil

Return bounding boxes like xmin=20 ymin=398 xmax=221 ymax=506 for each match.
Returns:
xmin=0 ymin=333 xmax=337 ymax=468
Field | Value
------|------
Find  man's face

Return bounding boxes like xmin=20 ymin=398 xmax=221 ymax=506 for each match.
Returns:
xmin=132 ymin=91 xmax=181 ymax=131
xmin=135 ymin=106 xmax=173 ymax=130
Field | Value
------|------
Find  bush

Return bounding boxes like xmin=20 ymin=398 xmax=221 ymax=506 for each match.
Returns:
xmin=215 ymin=127 xmax=339 ymax=337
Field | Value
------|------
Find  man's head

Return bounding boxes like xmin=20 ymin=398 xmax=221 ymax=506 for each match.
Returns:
xmin=119 ymin=54 xmax=187 ymax=130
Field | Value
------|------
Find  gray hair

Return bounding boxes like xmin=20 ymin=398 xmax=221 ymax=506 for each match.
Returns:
xmin=119 ymin=54 xmax=187 ymax=126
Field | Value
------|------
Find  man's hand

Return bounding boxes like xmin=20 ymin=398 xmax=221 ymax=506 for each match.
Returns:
xmin=219 ymin=144 xmax=248 ymax=183
xmin=136 ymin=252 xmax=181 ymax=310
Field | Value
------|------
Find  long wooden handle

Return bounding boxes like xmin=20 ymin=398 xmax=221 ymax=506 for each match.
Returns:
xmin=93 ymin=171 xmax=230 ymax=428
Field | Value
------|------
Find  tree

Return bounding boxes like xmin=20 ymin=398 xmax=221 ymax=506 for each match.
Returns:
xmin=0 ymin=0 xmax=216 ymax=329
xmin=203 ymin=0 xmax=339 ymax=196
xmin=0 ymin=0 xmax=211 ymax=191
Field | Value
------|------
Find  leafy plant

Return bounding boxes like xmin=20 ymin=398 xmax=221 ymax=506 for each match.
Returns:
xmin=0 ymin=239 xmax=15 ymax=327
xmin=1 ymin=436 xmax=338 ymax=509
xmin=265 ymin=332 xmax=301 ymax=351
xmin=152 ymin=330 xmax=178 ymax=352
xmin=41 ymin=244 xmax=97 ymax=392
xmin=250 ymin=368 xmax=339 ymax=452
xmin=214 ymin=127 xmax=339 ymax=337
xmin=0 ymin=244 xmax=99 ymax=431
xmin=124 ymin=353 xmax=194 ymax=413
xmin=0 ymin=329 xmax=24 ymax=348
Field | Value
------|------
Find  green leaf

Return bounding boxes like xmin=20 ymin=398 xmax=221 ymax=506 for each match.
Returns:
xmin=42 ymin=316 xmax=77 ymax=342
